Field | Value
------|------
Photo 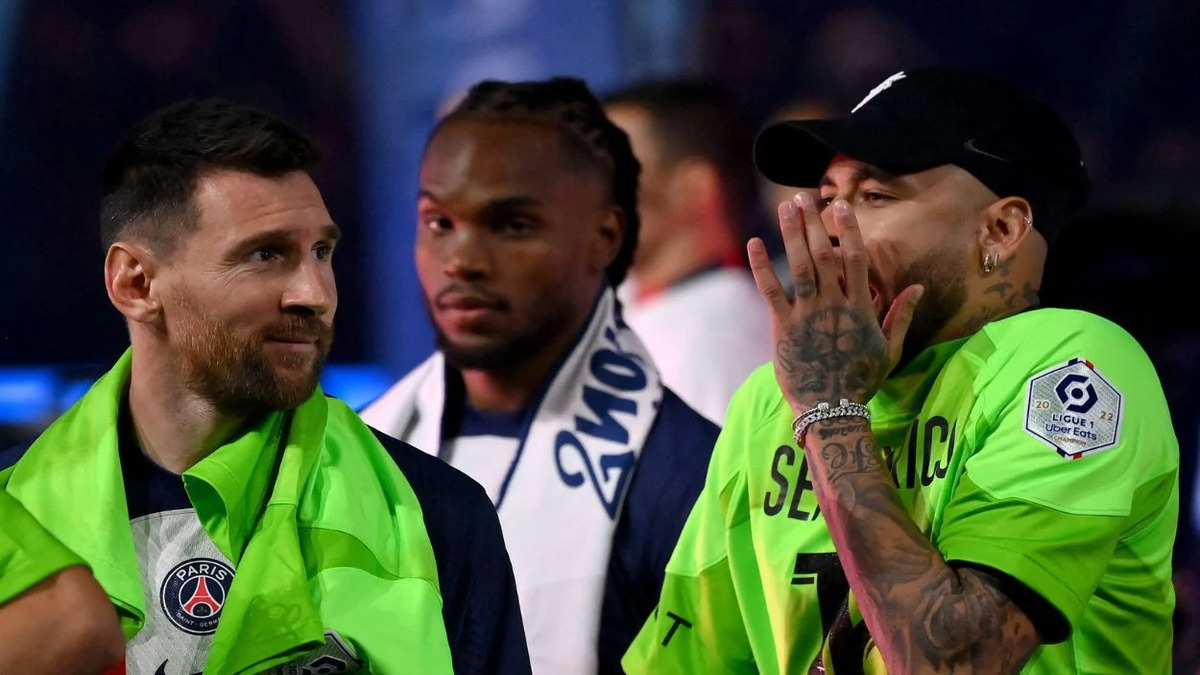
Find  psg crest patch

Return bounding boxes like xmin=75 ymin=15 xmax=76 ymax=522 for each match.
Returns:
xmin=1024 ymin=358 xmax=1123 ymax=459
xmin=160 ymin=558 xmax=234 ymax=635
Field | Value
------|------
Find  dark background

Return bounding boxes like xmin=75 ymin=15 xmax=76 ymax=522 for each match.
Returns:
xmin=0 ymin=0 xmax=1196 ymax=668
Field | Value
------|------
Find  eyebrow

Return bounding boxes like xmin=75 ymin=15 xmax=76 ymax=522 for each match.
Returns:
xmin=818 ymin=164 xmax=901 ymax=188
xmin=230 ymin=222 xmax=341 ymax=255
xmin=417 ymin=189 xmax=544 ymax=211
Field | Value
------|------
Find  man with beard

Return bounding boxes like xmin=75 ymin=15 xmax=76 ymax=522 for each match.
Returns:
xmin=625 ymin=68 xmax=1178 ymax=673
xmin=361 ymin=78 xmax=720 ymax=674
xmin=0 ymin=99 xmax=529 ymax=675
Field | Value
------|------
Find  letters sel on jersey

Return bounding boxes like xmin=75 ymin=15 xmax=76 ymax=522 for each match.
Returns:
xmin=161 ymin=557 xmax=234 ymax=635
xmin=1024 ymin=358 xmax=1123 ymax=459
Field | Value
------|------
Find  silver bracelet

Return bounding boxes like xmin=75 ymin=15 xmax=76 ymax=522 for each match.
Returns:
xmin=791 ymin=398 xmax=871 ymax=445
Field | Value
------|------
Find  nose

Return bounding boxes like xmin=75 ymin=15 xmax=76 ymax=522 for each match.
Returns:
xmin=282 ymin=258 xmax=336 ymax=317
xmin=441 ymin=226 xmax=492 ymax=280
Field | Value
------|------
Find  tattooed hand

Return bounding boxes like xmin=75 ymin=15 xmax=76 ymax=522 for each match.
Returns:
xmin=748 ymin=193 xmax=925 ymax=414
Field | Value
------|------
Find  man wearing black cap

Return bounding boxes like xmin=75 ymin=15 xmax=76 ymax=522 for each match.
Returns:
xmin=624 ymin=68 xmax=1178 ymax=674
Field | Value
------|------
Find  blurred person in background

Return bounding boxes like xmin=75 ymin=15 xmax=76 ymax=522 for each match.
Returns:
xmin=0 ymin=489 xmax=125 ymax=674
xmin=0 ymin=98 xmax=528 ymax=675
xmin=603 ymin=79 xmax=772 ymax=424
xmin=626 ymin=68 xmax=1178 ymax=674
xmin=361 ymin=77 xmax=719 ymax=674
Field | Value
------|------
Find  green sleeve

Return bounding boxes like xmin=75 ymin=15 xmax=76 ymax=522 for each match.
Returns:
xmin=938 ymin=314 xmax=1178 ymax=639
xmin=0 ymin=488 xmax=85 ymax=606
xmin=623 ymin=383 xmax=760 ymax=674
xmin=937 ymin=474 xmax=1124 ymax=641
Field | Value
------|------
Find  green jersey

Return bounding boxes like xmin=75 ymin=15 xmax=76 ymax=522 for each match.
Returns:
xmin=0 ymin=488 xmax=84 ymax=606
xmin=625 ymin=308 xmax=1178 ymax=674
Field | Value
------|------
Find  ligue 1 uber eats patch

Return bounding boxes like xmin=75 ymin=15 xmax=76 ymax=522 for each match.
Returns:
xmin=1024 ymin=358 xmax=1123 ymax=459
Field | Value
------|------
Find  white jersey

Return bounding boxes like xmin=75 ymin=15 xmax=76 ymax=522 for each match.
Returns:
xmin=127 ymin=509 xmax=232 ymax=675
xmin=619 ymin=267 xmax=772 ymax=424
xmin=119 ymin=448 xmax=361 ymax=675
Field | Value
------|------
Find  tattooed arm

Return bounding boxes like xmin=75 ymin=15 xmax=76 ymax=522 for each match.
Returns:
xmin=800 ymin=417 xmax=1041 ymax=674
xmin=750 ymin=190 xmax=1047 ymax=674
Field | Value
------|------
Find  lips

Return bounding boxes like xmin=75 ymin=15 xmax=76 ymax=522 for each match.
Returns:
xmin=867 ymin=279 xmax=887 ymax=322
xmin=836 ymin=271 xmax=885 ymax=320
xmin=268 ymin=336 xmax=319 ymax=344
xmin=433 ymin=287 xmax=506 ymax=334
xmin=438 ymin=294 xmax=500 ymax=311
xmin=435 ymin=286 xmax=506 ymax=312
xmin=265 ymin=317 xmax=331 ymax=347
xmin=267 ymin=329 xmax=324 ymax=344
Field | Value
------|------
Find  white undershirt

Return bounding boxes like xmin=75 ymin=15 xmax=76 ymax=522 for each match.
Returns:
xmin=128 ymin=508 xmax=232 ymax=675
xmin=441 ymin=435 xmax=521 ymax=504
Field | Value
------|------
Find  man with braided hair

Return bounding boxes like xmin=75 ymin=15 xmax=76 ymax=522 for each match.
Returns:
xmin=362 ymin=77 xmax=720 ymax=674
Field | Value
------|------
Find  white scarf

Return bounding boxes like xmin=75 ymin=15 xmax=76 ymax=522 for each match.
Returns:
xmin=361 ymin=288 xmax=663 ymax=674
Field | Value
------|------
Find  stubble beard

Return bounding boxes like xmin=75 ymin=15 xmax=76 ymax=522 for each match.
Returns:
xmin=171 ymin=295 xmax=333 ymax=416
xmin=892 ymin=247 xmax=968 ymax=369
xmin=425 ymin=293 xmax=577 ymax=372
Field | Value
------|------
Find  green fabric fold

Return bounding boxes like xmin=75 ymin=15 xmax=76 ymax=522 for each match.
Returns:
xmin=0 ymin=489 xmax=86 ymax=607
xmin=1 ymin=349 xmax=454 ymax=674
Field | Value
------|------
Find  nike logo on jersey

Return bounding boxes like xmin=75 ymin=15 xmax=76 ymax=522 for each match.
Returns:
xmin=154 ymin=660 xmax=201 ymax=675
xmin=149 ymin=630 xmax=361 ymax=675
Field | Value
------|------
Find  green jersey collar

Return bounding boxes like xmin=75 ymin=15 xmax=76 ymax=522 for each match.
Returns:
xmin=874 ymin=337 xmax=970 ymax=419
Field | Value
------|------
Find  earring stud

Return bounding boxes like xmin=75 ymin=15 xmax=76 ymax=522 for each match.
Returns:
xmin=982 ymin=252 xmax=998 ymax=274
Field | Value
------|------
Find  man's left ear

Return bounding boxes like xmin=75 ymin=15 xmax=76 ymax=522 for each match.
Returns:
xmin=978 ymin=196 xmax=1034 ymax=260
xmin=590 ymin=206 xmax=625 ymax=274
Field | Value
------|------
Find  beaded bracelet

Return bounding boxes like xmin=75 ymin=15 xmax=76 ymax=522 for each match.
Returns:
xmin=791 ymin=398 xmax=871 ymax=445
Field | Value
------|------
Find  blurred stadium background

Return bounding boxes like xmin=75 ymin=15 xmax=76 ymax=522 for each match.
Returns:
xmin=0 ymin=1 xmax=1197 ymax=668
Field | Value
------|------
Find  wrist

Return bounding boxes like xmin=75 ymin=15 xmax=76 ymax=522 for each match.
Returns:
xmin=791 ymin=398 xmax=871 ymax=447
xmin=803 ymin=416 xmax=873 ymax=445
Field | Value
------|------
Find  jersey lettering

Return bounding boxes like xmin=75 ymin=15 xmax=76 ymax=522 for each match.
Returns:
xmin=766 ymin=415 xmax=958 ymax=518
xmin=921 ymin=417 xmax=956 ymax=485
xmin=790 ymin=552 xmax=848 ymax=635
xmin=884 ymin=416 xmax=958 ymax=489
xmin=762 ymin=446 xmax=820 ymax=521
xmin=661 ymin=611 xmax=693 ymax=647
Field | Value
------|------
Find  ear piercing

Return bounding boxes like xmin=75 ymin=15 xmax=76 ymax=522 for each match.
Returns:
xmin=982 ymin=252 xmax=998 ymax=274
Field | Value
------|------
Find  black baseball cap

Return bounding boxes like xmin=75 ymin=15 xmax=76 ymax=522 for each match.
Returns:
xmin=754 ymin=68 xmax=1090 ymax=237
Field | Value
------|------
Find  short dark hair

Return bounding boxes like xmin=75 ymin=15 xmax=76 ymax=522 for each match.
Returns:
xmin=100 ymin=98 xmax=320 ymax=254
xmin=602 ymin=78 xmax=754 ymax=217
xmin=435 ymin=77 xmax=641 ymax=288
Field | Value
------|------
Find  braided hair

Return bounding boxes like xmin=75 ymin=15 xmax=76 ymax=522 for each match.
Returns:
xmin=434 ymin=77 xmax=641 ymax=287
